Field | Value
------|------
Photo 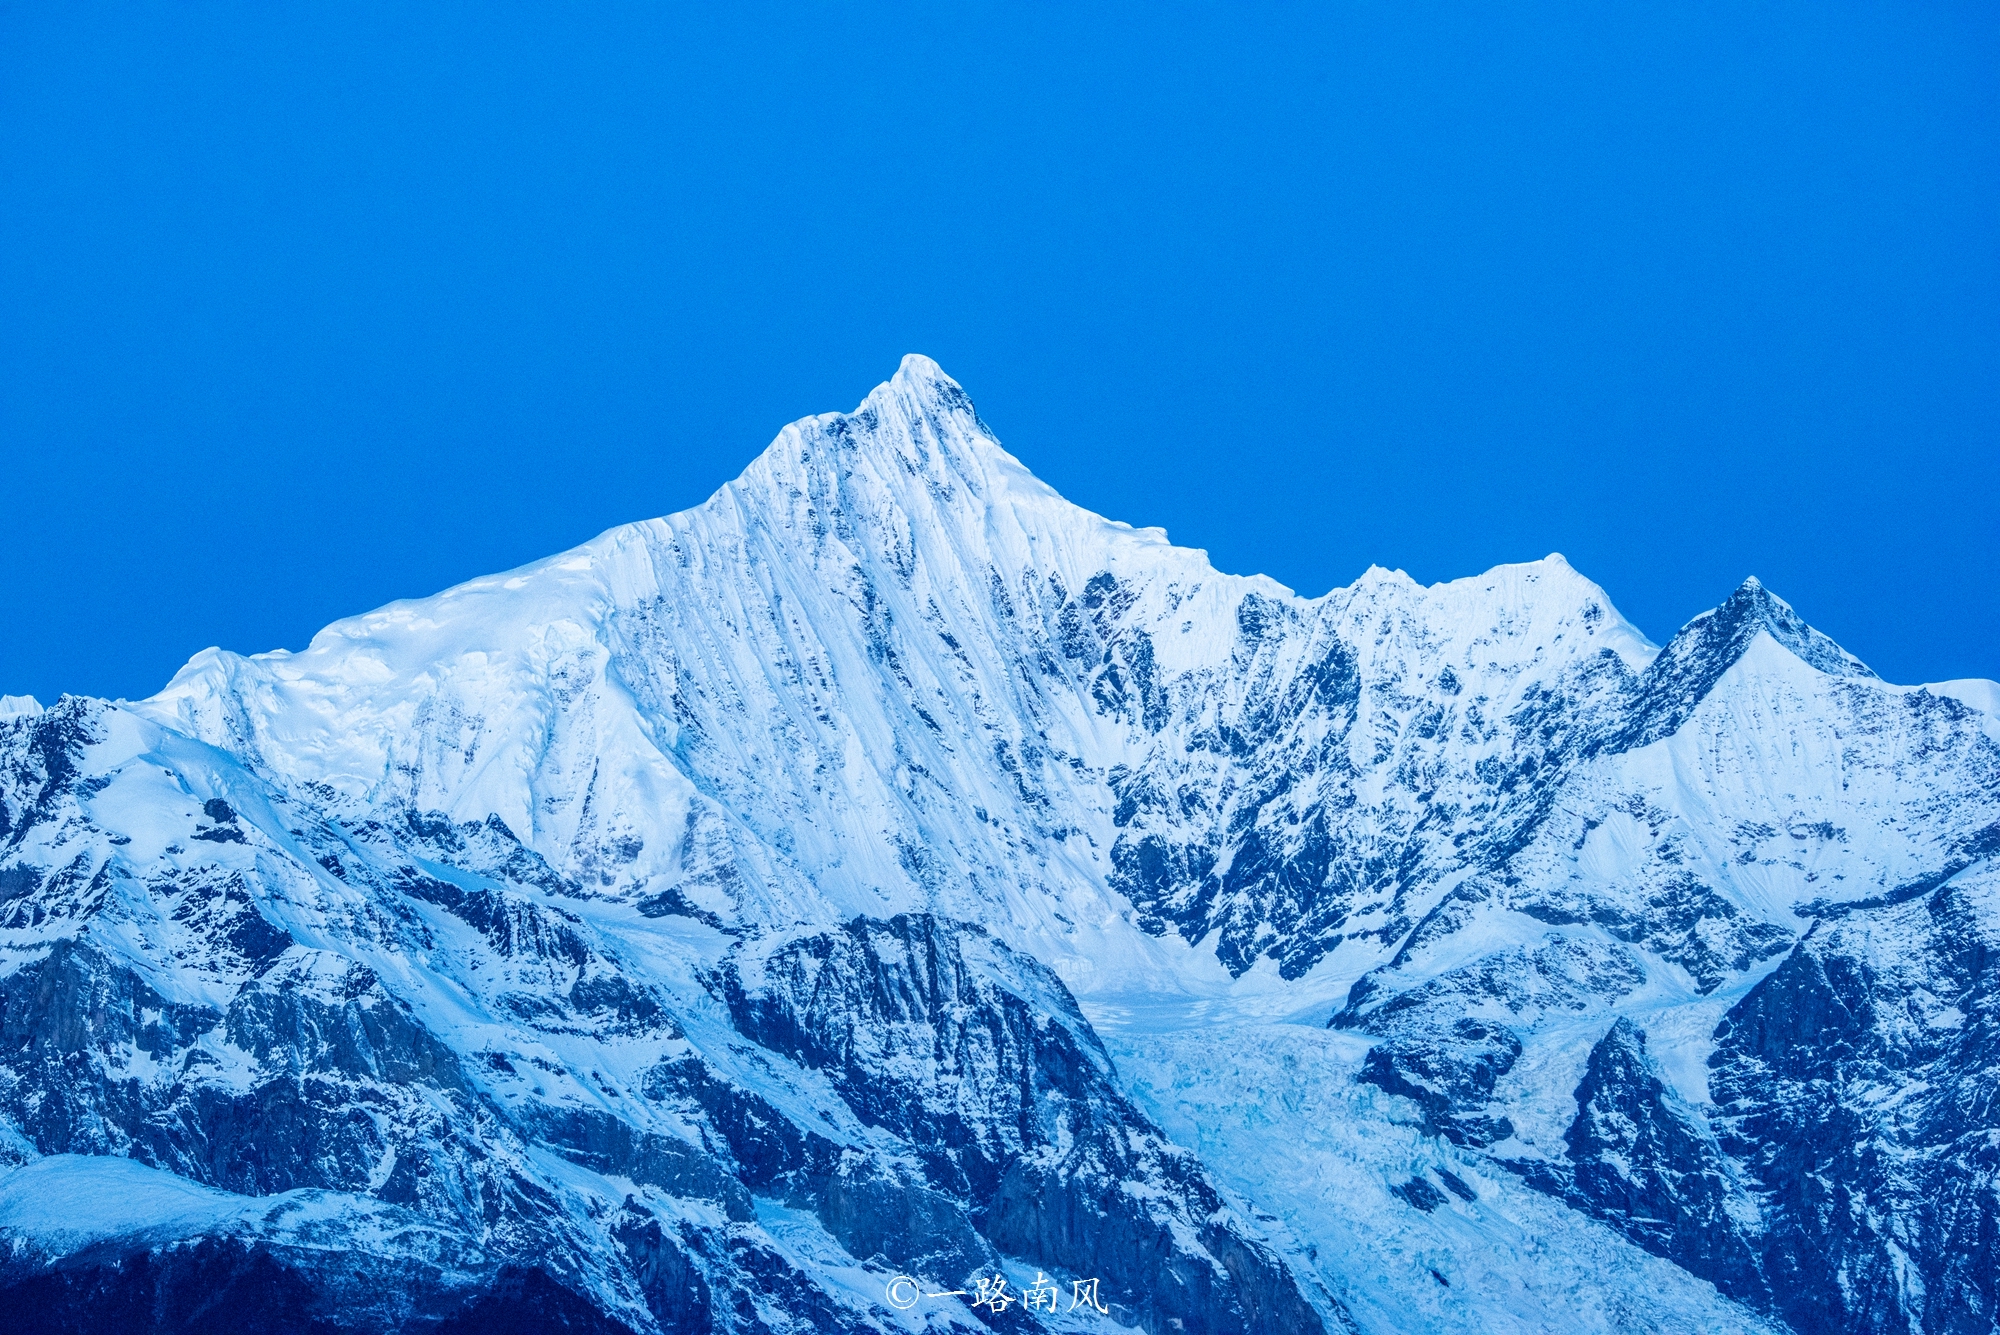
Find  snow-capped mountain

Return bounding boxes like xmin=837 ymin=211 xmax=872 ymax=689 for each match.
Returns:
xmin=3 ymin=356 xmax=1994 ymax=1334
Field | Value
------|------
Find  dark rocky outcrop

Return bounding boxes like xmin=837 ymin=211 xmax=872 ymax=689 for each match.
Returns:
xmin=719 ymin=912 xmax=1332 ymax=1335
xmin=1707 ymin=879 xmax=2000 ymax=1335
xmin=1561 ymin=1020 xmax=1765 ymax=1306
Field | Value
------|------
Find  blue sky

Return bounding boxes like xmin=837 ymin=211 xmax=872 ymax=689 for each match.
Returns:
xmin=3 ymin=2 xmax=1995 ymax=703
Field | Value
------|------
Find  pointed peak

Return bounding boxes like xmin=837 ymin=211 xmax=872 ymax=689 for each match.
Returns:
xmin=1718 ymin=575 xmax=1782 ymax=620
xmin=1722 ymin=575 xmax=1784 ymax=618
xmin=812 ymin=353 xmax=985 ymax=453
xmin=1709 ymin=577 xmax=1874 ymax=681
xmin=1610 ymin=576 xmax=1879 ymax=752
xmin=865 ymin=352 xmax=973 ymax=416
xmin=718 ymin=353 xmax=1012 ymax=529
xmin=890 ymin=351 xmax=949 ymax=385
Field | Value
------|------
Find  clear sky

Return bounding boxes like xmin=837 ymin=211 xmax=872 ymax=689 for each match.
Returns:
xmin=3 ymin=2 xmax=1995 ymax=705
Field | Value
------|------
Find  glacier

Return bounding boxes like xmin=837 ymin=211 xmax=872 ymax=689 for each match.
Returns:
xmin=1 ymin=354 xmax=1994 ymax=1334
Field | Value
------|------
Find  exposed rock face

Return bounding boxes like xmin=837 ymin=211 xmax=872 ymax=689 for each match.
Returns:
xmin=1561 ymin=1019 xmax=1765 ymax=1305
xmin=720 ymin=913 xmax=1324 ymax=1334
xmin=1489 ymin=869 xmax=2000 ymax=1335
xmin=2 ymin=357 xmax=1994 ymax=1333
xmin=1707 ymin=873 xmax=2000 ymax=1335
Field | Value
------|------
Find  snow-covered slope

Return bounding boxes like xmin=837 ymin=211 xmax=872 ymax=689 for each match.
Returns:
xmin=4 ymin=356 xmax=1994 ymax=1335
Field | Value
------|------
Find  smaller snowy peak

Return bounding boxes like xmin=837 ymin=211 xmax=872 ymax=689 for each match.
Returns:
xmin=1612 ymin=576 xmax=1877 ymax=753
xmin=1725 ymin=576 xmax=1876 ymax=679
xmin=0 ymin=695 xmax=41 ymax=719
xmin=1660 ymin=577 xmax=1875 ymax=686
xmin=1433 ymin=553 xmax=1657 ymax=667
xmin=1323 ymin=551 xmax=1657 ymax=691
xmin=1922 ymin=677 xmax=2000 ymax=717
xmin=1350 ymin=563 xmax=1421 ymax=591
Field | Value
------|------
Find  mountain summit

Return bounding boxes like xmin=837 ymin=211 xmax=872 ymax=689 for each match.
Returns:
xmin=4 ymin=359 xmax=1997 ymax=1335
